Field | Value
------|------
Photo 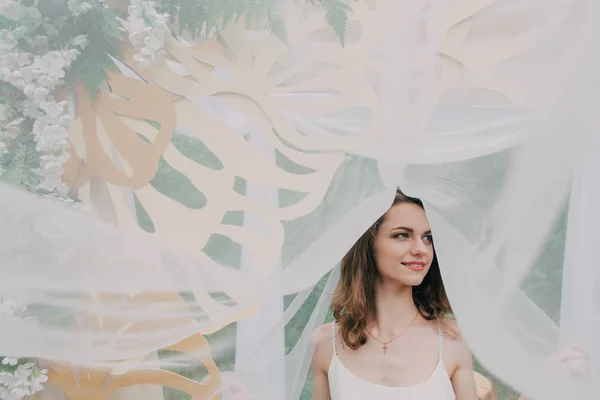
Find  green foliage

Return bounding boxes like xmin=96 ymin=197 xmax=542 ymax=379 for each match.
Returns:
xmin=155 ymin=0 xmax=290 ymax=44
xmin=61 ymin=5 xmax=123 ymax=99
xmin=317 ymin=0 xmax=352 ymax=46
xmin=266 ymin=0 xmax=288 ymax=44
xmin=306 ymin=0 xmax=352 ymax=46
xmin=1 ymin=1 xmax=122 ymax=101
xmin=0 ymin=14 xmax=17 ymax=31
xmin=154 ymin=0 xmax=352 ymax=47
xmin=6 ymin=0 xmax=353 ymax=106
xmin=1 ymin=142 xmax=38 ymax=190
xmin=0 ymin=122 xmax=40 ymax=191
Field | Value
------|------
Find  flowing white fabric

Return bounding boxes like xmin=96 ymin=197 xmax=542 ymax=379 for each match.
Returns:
xmin=1 ymin=0 xmax=600 ymax=399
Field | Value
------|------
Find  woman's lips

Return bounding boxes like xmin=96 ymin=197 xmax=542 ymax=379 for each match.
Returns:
xmin=402 ymin=262 xmax=425 ymax=271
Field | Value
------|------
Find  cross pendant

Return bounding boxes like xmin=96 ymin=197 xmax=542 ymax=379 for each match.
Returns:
xmin=383 ymin=344 xmax=388 ymax=355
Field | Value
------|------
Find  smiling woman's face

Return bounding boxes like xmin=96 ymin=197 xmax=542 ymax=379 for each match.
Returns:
xmin=373 ymin=202 xmax=434 ymax=287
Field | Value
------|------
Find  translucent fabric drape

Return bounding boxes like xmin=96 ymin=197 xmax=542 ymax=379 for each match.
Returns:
xmin=0 ymin=0 xmax=599 ymax=399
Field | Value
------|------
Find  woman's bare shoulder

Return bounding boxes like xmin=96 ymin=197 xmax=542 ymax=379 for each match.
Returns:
xmin=440 ymin=318 xmax=473 ymax=365
xmin=312 ymin=322 xmax=334 ymax=353
xmin=311 ymin=323 xmax=335 ymax=372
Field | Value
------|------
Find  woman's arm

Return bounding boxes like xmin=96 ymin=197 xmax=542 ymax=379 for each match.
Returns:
xmin=311 ymin=359 xmax=331 ymax=400
xmin=450 ymin=342 xmax=479 ymax=400
xmin=444 ymin=319 xmax=479 ymax=400
xmin=311 ymin=324 xmax=333 ymax=400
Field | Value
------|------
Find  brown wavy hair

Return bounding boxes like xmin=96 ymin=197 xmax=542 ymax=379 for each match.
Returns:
xmin=331 ymin=189 xmax=453 ymax=350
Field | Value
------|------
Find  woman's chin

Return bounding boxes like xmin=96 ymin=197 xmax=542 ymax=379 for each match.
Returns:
xmin=383 ymin=274 xmax=426 ymax=287
xmin=398 ymin=273 xmax=426 ymax=287
xmin=407 ymin=276 xmax=426 ymax=287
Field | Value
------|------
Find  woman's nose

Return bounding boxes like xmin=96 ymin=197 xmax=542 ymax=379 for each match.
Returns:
xmin=411 ymin=238 xmax=426 ymax=254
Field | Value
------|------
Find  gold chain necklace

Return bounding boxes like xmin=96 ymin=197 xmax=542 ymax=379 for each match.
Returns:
xmin=365 ymin=312 xmax=420 ymax=355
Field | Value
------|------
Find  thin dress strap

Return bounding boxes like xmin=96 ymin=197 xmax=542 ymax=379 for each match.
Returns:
xmin=332 ymin=320 xmax=338 ymax=355
xmin=437 ymin=319 xmax=444 ymax=361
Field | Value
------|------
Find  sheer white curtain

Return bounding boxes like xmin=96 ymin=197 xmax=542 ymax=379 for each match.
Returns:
xmin=0 ymin=1 xmax=599 ymax=399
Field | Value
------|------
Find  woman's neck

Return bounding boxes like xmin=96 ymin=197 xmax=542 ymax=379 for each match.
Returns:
xmin=370 ymin=280 xmax=419 ymax=338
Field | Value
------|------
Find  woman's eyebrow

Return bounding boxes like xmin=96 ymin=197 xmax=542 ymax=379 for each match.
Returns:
xmin=391 ymin=227 xmax=432 ymax=235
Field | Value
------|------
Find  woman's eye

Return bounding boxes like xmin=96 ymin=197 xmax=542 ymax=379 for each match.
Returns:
xmin=394 ymin=233 xmax=409 ymax=239
xmin=423 ymin=235 xmax=433 ymax=243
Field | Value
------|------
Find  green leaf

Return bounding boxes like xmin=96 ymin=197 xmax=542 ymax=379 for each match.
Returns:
xmin=99 ymin=7 xmax=125 ymax=41
xmin=268 ymin=13 xmax=287 ymax=44
xmin=221 ymin=0 xmax=239 ymax=27
xmin=204 ymin=0 xmax=221 ymax=37
xmin=154 ymin=0 xmax=180 ymax=27
xmin=2 ymin=144 xmax=28 ymax=187
xmin=245 ymin=0 xmax=259 ymax=30
xmin=1 ymin=135 xmax=40 ymax=192
xmin=69 ymin=43 xmax=116 ymax=100
xmin=267 ymin=1 xmax=288 ymax=44
xmin=322 ymin=0 xmax=352 ymax=46
xmin=58 ymin=5 xmax=122 ymax=99
xmin=178 ymin=0 xmax=211 ymax=38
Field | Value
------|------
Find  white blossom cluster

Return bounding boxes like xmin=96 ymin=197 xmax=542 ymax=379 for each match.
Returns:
xmin=0 ymin=0 xmax=89 ymax=195
xmin=0 ymin=358 xmax=48 ymax=400
xmin=0 ymin=300 xmax=47 ymax=400
xmin=124 ymin=0 xmax=170 ymax=68
xmin=0 ymin=2 xmax=85 ymax=396
xmin=0 ymin=105 xmax=16 ymax=176
xmin=67 ymin=0 xmax=93 ymax=16
xmin=0 ymin=0 xmax=38 ymax=177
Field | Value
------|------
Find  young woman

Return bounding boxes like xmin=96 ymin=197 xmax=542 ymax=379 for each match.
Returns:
xmin=311 ymin=189 xmax=479 ymax=400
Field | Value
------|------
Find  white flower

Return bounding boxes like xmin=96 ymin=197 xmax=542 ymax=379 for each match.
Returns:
xmin=8 ymin=26 xmax=30 ymax=42
xmin=0 ymin=361 xmax=49 ymax=398
xmin=36 ymin=160 xmax=68 ymax=192
xmin=7 ymin=386 xmax=30 ymax=399
xmin=125 ymin=0 xmax=170 ymax=67
xmin=6 ymin=76 xmax=24 ymax=88
xmin=0 ymin=105 xmax=15 ymax=122
xmin=22 ymin=99 xmax=42 ymax=118
xmin=35 ymin=127 xmax=70 ymax=153
xmin=4 ymin=118 xmax=24 ymax=139
xmin=0 ymin=371 xmax=14 ymax=386
xmin=129 ymin=31 xmax=143 ymax=47
xmin=144 ymin=36 xmax=163 ymax=52
xmin=40 ymin=101 xmax=64 ymax=118
xmin=20 ymin=67 xmax=34 ymax=80
xmin=31 ymin=35 xmax=48 ymax=50
xmin=132 ymin=53 xmax=149 ymax=67
xmin=154 ymin=20 xmax=169 ymax=33
xmin=30 ymin=371 xmax=47 ymax=391
xmin=152 ymin=27 xmax=166 ymax=41
xmin=0 ymin=4 xmax=80 ymax=199
xmin=70 ymin=34 xmax=89 ymax=49
xmin=58 ymin=114 xmax=72 ymax=127
xmin=47 ymin=58 xmax=66 ymax=79
xmin=15 ymin=53 xmax=30 ymax=67
xmin=1 ymin=358 xmax=18 ymax=367
xmin=0 ymin=299 xmax=24 ymax=317
xmin=14 ymin=364 xmax=33 ymax=381
xmin=23 ymin=84 xmax=35 ymax=97
xmin=68 ymin=0 xmax=93 ymax=16
xmin=37 ymin=75 xmax=56 ymax=88
xmin=67 ymin=49 xmax=80 ymax=62
xmin=2 ymin=54 xmax=16 ymax=69
xmin=129 ymin=18 xmax=145 ymax=33
xmin=33 ymin=87 xmax=49 ymax=102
